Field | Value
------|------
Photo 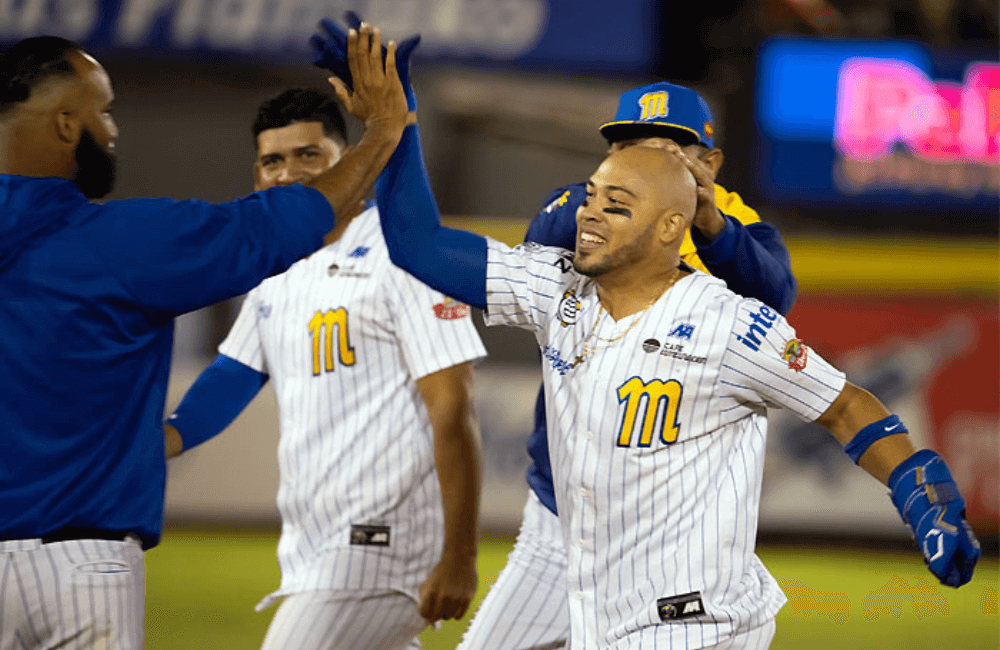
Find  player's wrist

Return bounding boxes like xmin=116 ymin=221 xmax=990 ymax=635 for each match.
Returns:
xmin=843 ymin=414 xmax=908 ymax=464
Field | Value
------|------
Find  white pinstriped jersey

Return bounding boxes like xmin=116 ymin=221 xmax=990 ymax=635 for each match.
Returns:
xmin=483 ymin=239 xmax=846 ymax=650
xmin=219 ymin=207 xmax=486 ymax=608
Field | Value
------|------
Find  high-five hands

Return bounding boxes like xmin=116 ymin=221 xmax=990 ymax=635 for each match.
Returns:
xmin=311 ymin=12 xmax=421 ymax=111
xmin=325 ymin=23 xmax=409 ymax=134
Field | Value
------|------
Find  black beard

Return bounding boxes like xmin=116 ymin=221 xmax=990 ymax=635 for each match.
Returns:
xmin=72 ymin=128 xmax=116 ymax=199
xmin=573 ymin=220 xmax=657 ymax=278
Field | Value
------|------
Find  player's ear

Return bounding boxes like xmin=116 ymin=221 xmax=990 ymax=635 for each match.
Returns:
xmin=53 ymin=108 xmax=80 ymax=145
xmin=659 ymin=210 xmax=687 ymax=244
xmin=699 ymin=148 xmax=724 ymax=177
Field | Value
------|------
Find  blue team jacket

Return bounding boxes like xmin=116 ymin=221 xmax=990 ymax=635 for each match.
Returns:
xmin=523 ymin=182 xmax=798 ymax=514
xmin=0 ymin=175 xmax=333 ymax=549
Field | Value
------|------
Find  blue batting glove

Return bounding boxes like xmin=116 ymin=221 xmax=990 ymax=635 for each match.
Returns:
xmin=309 ymin=18 xmax=351 ymax=87
xmin=888 ymin=450 xmax=981 ymax=588
xmin=309 ymin=13 xmax=421 ymax=111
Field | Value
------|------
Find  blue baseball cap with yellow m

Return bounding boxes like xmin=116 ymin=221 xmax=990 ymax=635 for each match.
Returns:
xmin=600 ymin=81 xmax=715 ymax=148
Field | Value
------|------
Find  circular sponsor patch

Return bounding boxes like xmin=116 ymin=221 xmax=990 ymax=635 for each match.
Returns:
xmin=642 ymin=338 xmax=661 ymax=353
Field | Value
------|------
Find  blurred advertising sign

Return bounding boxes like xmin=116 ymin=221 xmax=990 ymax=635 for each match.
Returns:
xmin=761 ymin=295 xmax=998 ymax=535
xmin=757 ymin=38 xmax=999 ymax=210
xmin=0 ymin=0 xmax=659 ymax=72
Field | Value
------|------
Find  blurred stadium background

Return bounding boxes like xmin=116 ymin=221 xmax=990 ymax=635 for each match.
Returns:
xmin=3 ymin=0 xmax=996 ymax=647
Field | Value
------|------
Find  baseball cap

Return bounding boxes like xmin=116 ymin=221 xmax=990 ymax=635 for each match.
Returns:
xmin=599 ymin=81 xmax=715 ymax=148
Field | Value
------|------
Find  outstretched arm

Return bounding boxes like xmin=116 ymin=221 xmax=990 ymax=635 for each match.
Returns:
xmin=375 ymin=121 xmax=488 ymax=309
xmin=680 ymin=148 xmax=797 ymax=315
xmin=816 ymin=382 xmax=980 ymax=587
xmin=164 ymin=354 xmax=268 ymax=458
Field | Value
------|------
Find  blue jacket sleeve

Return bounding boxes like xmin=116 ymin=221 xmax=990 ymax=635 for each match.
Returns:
xmin=91 ymin=184 xmax=334 ymax=320
xmin=375 ymin=124 xmax=487 ymax=309
xmin=692 ymin=214 xmax=798 ymax=316
xmin=167 ymin=354 xmax=269 ymax=452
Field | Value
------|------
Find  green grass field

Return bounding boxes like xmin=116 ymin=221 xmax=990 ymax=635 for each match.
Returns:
xmin=146 ymin=527 xmax=998 ymax=650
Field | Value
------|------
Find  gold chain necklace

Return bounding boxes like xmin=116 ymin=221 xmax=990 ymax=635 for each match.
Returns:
xmin=571 ymin=267 xmax=681 ymax=369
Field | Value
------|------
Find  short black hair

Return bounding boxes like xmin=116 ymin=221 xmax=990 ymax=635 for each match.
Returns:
xmin=252 ymin=88 xmax=347 ymax=147
xmin=0 ymin=36 xmax=80 ymax=116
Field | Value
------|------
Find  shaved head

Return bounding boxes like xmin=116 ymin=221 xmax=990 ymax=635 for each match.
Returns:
xmin=599 ymin=144 xmax=698 ymax=224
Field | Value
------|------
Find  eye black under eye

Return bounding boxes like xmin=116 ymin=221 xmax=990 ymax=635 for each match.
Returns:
xmin=604 ymin=207 xmax=631 ymax=217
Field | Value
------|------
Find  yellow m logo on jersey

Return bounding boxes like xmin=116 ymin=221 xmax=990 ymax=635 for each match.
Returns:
xmin=637 ymin=91 xmax=669 ymax=121
xmin=309 ymin=308 xmax=356 ymax=376
xmin=616 ymin=377 xmax=683 ymax=447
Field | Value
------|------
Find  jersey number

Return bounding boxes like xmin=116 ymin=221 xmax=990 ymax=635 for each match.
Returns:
xmin=616 ymin=377 xmax=683 ymax=447
xmin=309 ymin=308 xmax=355 ymax=376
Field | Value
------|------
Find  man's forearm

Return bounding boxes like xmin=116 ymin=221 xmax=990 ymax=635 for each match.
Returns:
xmin=307 ymin=120 xmax=405 ymax=218
xmin=434 ymin=409 xmax=482 ymax=560
xmin=816 ymin=382 xmax=917 ymax=484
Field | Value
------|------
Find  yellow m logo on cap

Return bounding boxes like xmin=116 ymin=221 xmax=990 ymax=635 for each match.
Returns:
xmin=638 ymin=91 xmax=669 ymax=120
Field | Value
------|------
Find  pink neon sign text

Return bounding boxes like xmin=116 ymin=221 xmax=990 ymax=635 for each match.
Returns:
xmin=835 ymin=59 xmax=999 ymax=162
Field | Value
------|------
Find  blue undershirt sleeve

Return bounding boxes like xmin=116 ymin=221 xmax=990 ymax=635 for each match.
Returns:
xmin=375 ymin=124 xmax=487 ymax=310
xmin=692 ymin=214 xmax=798 ymax=315
xmin=167 ymin=354 xmax=269 ymax=452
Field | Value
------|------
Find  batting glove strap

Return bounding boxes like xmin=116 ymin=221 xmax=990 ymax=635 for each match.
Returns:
xmin=844 ymin=414 xmax=908 ymax=464
xmin=887 ymin=449 xmax=981 ymax=588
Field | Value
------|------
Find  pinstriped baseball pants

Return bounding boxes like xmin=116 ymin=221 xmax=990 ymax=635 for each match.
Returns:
xmin=0 ymin=537 xmax=144 ymax=650
xmin=260 ymin=589 xmax=427 ymax=650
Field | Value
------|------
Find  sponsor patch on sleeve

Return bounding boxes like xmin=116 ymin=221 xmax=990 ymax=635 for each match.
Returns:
xmin=782 ymin=338 xmax=809 ymax=371
xmin=433 ymin=298 xmax=470 ymax=320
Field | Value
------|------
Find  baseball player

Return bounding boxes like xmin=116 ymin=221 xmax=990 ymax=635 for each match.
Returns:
xmin=362 ymin=58 xmax=980 ymax=647
xmin=164 ymin=27 xmax=486 ymax=650
xmin=0 ymin=32 xmax=408 ymax=650
xmin=458 ymin=81 xmax=799 ymax=650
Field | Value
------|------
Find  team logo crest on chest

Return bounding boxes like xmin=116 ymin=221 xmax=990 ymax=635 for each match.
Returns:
xmin=557 ymin=289 xmax=581 ymax=327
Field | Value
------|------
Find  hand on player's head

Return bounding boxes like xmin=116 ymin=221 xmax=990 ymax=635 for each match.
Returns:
xmin=326 ymin=23 xmax=408 ymax=132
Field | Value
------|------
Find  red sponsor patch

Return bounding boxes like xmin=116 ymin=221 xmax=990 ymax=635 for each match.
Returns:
xmin=433 ymin=298 xmax=470 ymax=320
xmin=704 ymin=121 xmax=714 ymax=139
xmin=782 ymin=339 xmax=808 ymax=371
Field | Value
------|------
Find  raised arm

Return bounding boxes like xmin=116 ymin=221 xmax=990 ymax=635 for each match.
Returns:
xmin=676 ymin=147 xmax=797 ymax=315
xmin=375 ymin=120 xmax=487 ymax=309
xmin=311 ymin=24 xmax=409 ymax=218
xmin=694 ymin=216 xmax=797 ymax=315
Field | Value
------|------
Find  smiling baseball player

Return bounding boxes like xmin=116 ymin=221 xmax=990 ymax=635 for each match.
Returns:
xmin=456 ymin=80 xmax=798 ymax=650
xmin=362 ymin=73 xmax=980 ymax=649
